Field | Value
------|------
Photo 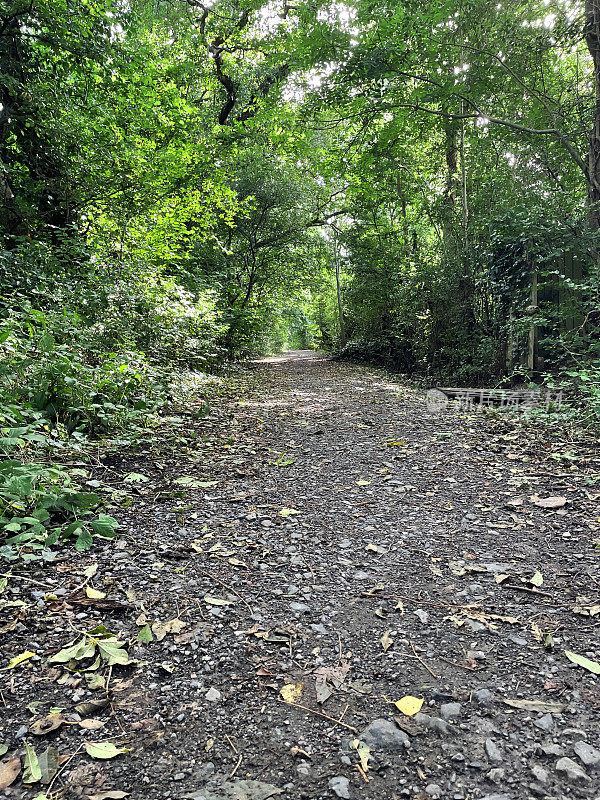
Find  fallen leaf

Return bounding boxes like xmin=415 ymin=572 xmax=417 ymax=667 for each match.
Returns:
xmin=279 ymin=507 xmax=301 ymax=517
xmin=151 ymin=621 xmax=167 ymax=641
xmin=30 ymin=714 xmax=66 ymax=736
xmin=356 ymin=480 xmax=371 ymax=486
xmin=503 ymin=699 xmax=564 ymax=713
xmin=86 ymin=587 xmax=106 ymax=600
xmin=564 ymin=650 xmax=600 ymax=675
xmin=136 ymin=624 xmax=153 ymax=643
xmin=395 ymin=599 xmax=404 ymax=613
xmin=380 ymin=630 xmax=393 ymax=652
xmin=279 ymin=682 xmax=303 ymax=703
xmin=350 ymin=738 xmax=371 ymax=772
xmin=365 ymin=543 xmax=380 ymax=553
xmin=533 ymin=496 xmax=566 ymax=509
xmin=87 ymin=792 xmax=130 ymax=800
xmin=23 ymin=743 xmax=41 ymax=784
xmin=84 ymin=742 xmax=129 ymax=760
xmin=74 ymin=698 xmax=109 ymax=716
xmin=392 ymin=696 xmax=424 ymax=716
xmin=203 ymin=595 xmax=233 ymax=606
xmin=79 ymin=719 xmax=105 ymax=730
xmin=530 ymin=571 xmax=544 ymax=587
xmin=315 ymin=676 xmax=332 ymax=704
xmin=38 ymin=746 xmax=59 ymax=784
xmin=5 ymin=650 xmax=35 ymax=669
xmin=165 ymin=619 xmax=186 ymax=634
xmin=0 ymin=757 xmax=20 ymax=789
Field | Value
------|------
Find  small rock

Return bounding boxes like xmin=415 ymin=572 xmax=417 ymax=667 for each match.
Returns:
xmin=486 ymin=768 xmax=505 ymax=784
xmin=353 ymin=570 xmax=370 ymax=580
xmin=414 ymin=713 xmax=454 ymax=736
xmin=173 ymin=773 xmax=185 ymax=781
xmin=533 ymin=713 xmax=553 ymax=732
xmin=508 ymin=635 xmax=528 ymax=646
xmin=531 ymin=765 xmax=549 ymax=784
xmin=205 ymin=688 xmax=221 ymax=702
xmin=573 ymin=741 xmax=600 ymax=769
xmin=478 ymin=795 xmax=511 ymax=800
xmin=359 ymin=718 xmax=410 ymax=750
xmin=541 ymin=743 xmax=563 ymax=757
xmin=440 ymin=702 xmax=461 ymax=720
xmin=485 ymin=738 xmax=503 ymax=764
xmin=555 ymin=756 xmax=590 ymax=782
xmin=290 ymin=602 xmax=310 ymax=613
xmin=473 ymin=689 xmax=492 ymax=706
xmin=425 ymin=784 xmax=442 ymax=798
xmin=328 ymin=776 xmax=350 ymax=798
xmin=310 ymin=623 xmax=327 ymax=635
xmin=414 ymin=609 xmax=429 ymax=624
xmin=467 ymin=620 xmax=486 ymax=633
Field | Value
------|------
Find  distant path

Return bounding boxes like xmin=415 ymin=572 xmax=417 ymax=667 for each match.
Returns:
xmin=12 ymin=356 xmax=600 ymax=800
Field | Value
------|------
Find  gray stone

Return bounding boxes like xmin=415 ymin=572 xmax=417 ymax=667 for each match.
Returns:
xmin=486 ymin=769 xmax=505 ymax=784
xmin=310 ymin=623 xmax=327 ymax=635
xmin=290 ymin=602 xmax=310 ymax=613
xmin=530 ymin=765 xmax=549 ymax=784
xmin=477 ymin=795 xmax=511 ymax=800
xmin=328 ymin=776 xmax=350 ymax=798
xmin=473 ymin=689 xmax=493 ymax=706
xmin=573 ymin=741 xmax=600 ymax=769
xmin=359 ymin=718 xmax=410 ymax=750
xmin=414 ymin=713 xmax=454 ymax=736
xmin=425 ymin=784 xmax=442 ymax=798
xmin=541 ymin=743 xmax=564 ymax=757
xmin=440 ymin=702 xmax=461 ymax=720
xmin=353 ymin=570 xmax=370 ymax=580
xmin=533 ymin=713 xmax=554 ymax=732
xmin=555 ymin=756 xmax=590 ymax=782
xmin=414 ymin=609 xmax=429 ymax=624
xmin=468 ymin=620 xmax=487 ymax=633
xmin=205 ymin=688 xmax=221 ymax=702
xmin=485 ymin=739 xmax=503 ymax=764
xmin=185 ymin=779 xmax=283 ymax=800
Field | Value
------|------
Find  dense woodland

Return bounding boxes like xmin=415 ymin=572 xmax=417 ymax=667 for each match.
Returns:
xmin=2 ymin=0 xmax=600 ymax=554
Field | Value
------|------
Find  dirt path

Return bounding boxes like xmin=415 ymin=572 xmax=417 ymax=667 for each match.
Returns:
xmin=3 ymin=354 xmax=600 ymax=800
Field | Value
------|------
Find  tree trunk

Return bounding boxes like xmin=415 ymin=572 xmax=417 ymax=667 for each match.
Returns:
xmin=585 ymin=0 xmax=600 ymax=230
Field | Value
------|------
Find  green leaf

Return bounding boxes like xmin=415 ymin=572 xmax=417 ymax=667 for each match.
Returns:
xmin=136 ymin=624 xmax=153 ymax=643
xmin=38 ymin=746 xmax=59 ymax=785
xmin=49 ymin=637 xmax=95 ymax=664
xmin=75 ymin=529 xmax=93 ymax=551
xmin=564 ymin=650 xmax=600 ymax=674
xmin=95 ymin=639 xmax=133 ymax=666
xmin=23 ymin=743 xmax=42 ymax=784
xmin=5 ymin=650 xmax=35 ymax=669
xmin=84 ymin=741 xmax=129 ymax=759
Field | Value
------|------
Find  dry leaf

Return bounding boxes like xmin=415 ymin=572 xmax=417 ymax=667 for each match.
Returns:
xmin=392 ymin=696 xmax=424 ymax=716
xmin=30 ymin=714 xmax=66 ymax=736
xmin=564 ymin=650 xmax=600 ymax=675
xmin=530 ymin=571 xmax=544 ymax=587
xmin=0 ymin=758 xmax=20 ymax=789
xmin=350 ymin=739 xmax=371 ymax=772
xmin=79 ymin=719 xmax=106 ymax=730
xmin=279 ymin=682 xmax=303 ymax=703
xmin=380 ymin=630 xmax=393 ymax=652
xmin=503 ymin=698 xmax=564 ymax=713
xmin=533 ymin=496 xmax=566 ymax=509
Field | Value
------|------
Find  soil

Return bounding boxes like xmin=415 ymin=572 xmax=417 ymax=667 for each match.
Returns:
xmin=2 ymin=351 xmax=600 ymax=800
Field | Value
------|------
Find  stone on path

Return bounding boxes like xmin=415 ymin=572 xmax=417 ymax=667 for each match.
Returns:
xmin=573 ymin=741 xmax=600 ymax=768
xmin=328 ymin=776 xmax=351 ymax=798
xmin=359 ymin=718 xmax=410 ymax=750
xmin=555 ymin=756 xmax=590 ymax=782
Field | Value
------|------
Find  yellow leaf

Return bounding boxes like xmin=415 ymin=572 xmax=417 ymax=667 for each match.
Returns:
xmin=350 ymin=739 xmax=371 ymax=772
xmin=280 ymin=682 xmax=303 ymax=703
xmin=393 ymin=695 xmax=424 ymax=716
xmin=380 ymin=630 xmax=393 ymax=652
xmin=530 ymin=571 xmax=543 ymax=587
xmin=365 ymin=544 xmax=380 ymax=553
xmin=6 ymin=651 xmax=35 ymax=669
xmin=280 ymin=508 xmax=301 ymax=517
xmin=386 ymin=440 xmax=405 ymax=446
xmin=86 ymin=587 xmax=106 ymax=599
xmin=395 ymin=599 xmax=404 ymax=613
xmin=356 ymin=480 xmax=371 ymax=486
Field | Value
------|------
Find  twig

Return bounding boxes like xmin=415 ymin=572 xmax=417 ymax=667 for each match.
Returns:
xmin=280 ymin=700 xmax=358 ymax=733
xmin=0 ymin=572 xmax=55 ymax=589
xmin=439 ymin=656 xmax=485 ymax=672
xmin=225 ymin=734 xmax=238 ymax=753
xmin=228 ymin=753 xmax=242 ymax=779
xmin=301 ymin=555 xmax=316 ymax=585
xmin=198 ymin=569 xmax=253 ymax=614
xmin=47 ymin=741 xmax=85 ymax=792
xmin=410 ymin=642 xmax=439 ymax=679
xmin=356 ymin=764 xmax=370 ymax=782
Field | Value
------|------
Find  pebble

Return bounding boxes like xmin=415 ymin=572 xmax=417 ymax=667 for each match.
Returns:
xmin=541 ymin=743 xmax=563 ymax=757
xmin=473 ymin=688 xmax=492 ymax=706
xmin=440 ymin=703 xmax=461 ymax=720
xmin=573 ymin=741 xmax=600 ymax=768
xmin=533 ymin=713 xmax=554 ymax=732
xmin=359 ymin=718 xmax=410 ymax=750
xmin=414 ymin=609 xmax=429 ymax=624
xmin=484 ymin=738 xmax=503 ymax=764
xmin=486 ymin=768 xmax=505 ymax=783
xmin=555 ymin=756 xmax=590 ymax=782
xmin=289 ymin=602 xmax=310 ymax=613
xmin=531 ymin=765 xmax=549 ymax=783
xmin=414 ymin=713 xmax=454 ymax=736
xmin=328 ymin=775 xmax=351 ymax=798
xmin=205 ymin=688 xmax=221 ymax=702
xmin=425 ymin=784 xmax=442 ymax=798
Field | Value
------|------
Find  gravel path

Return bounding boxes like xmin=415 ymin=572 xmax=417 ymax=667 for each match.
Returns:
xmin=3 ymin=353 xmax=600 ymax=800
